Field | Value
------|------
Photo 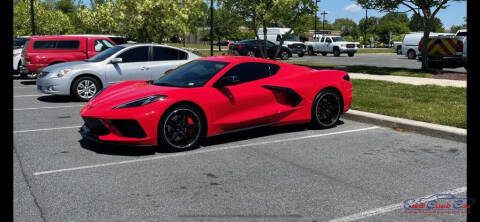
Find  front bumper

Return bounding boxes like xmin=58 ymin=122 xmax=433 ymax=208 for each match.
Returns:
xmin=339 ymin=48 xmax=357 ymax=53
xmin=36 ymin=75 xmax=70 ymax=95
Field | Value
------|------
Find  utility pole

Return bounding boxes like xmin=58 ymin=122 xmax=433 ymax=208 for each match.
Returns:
xmin=314 ymin=0 xmax=319 ymax=39
xmin=321 ymin=11 xmax=328 ymax=35
xmin=364 ymin=7 xmax=368 ymax=47
xmin=30 ymin=0 xmax=35 ymax=35
xmin=210 ymin=0 xmax=214 ymax=56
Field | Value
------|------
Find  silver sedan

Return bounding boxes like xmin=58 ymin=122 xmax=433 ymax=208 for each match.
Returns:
xmin=36 ymin=43 xmax=200 ymax=101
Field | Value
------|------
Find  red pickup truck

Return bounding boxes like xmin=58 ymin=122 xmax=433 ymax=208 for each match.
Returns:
xmin=20 ymin=35 xmax=126 ymax=75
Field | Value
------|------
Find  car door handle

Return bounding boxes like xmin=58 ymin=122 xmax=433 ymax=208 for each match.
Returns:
xmin=140 ymin=66 xmax=150 ymax=71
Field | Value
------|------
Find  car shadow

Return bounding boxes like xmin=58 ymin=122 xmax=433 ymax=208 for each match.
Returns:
xmin=79 ymin=138 xmax=157 ymax=156
xmin=37 ymin=95 xmax=82 ymax=103
xmin=20 ymin=80 xmax=36 ymax=85
xmin=76 ymin=120 xmax=344 ymax=157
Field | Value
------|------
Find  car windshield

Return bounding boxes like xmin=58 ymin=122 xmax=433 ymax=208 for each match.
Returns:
xmin=332 ymin=37 xmax=346 ymax=42
xmin=283 ymin=35 xmax=299 ymax=41
xmin=85 ymin=45 xmax=126 ymax=62
xmin=152 ymin=60 xmax=229 ymax=88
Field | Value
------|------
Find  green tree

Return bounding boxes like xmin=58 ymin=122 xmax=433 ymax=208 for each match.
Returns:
xmin=356 ymin=0 xmax=466 ymax=70
xmin=332 ymin=18 xmax=359 ymax=40
xmin=13 ymin=0 xmax=74 ymax=36
xmin=409 ymin=14 xmax=444 ymax=32
xmin=376 ymin=12 xmax=410 ymax=44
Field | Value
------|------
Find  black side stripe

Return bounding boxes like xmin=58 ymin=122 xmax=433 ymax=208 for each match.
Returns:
xmin=262 ymin=85 xmax=303 ymax=107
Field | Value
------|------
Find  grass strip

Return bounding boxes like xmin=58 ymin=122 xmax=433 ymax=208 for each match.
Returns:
xmin=351 ymin=79 xmax=466 ymax=129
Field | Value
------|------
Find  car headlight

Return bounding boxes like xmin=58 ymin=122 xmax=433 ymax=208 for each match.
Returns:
xmin=50 ymin=69 xmax=72 ymax=78
xmin=113 ymin=95 xmax=167 ymax=109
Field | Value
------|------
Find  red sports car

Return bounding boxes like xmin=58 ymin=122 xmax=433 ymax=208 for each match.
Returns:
xmin=79 ymin=56 xmax=352 ymax=151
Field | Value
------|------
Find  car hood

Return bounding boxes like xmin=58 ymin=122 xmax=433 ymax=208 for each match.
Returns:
xmin=86 ymin=81 xmax=183 ymax=109
xmin=42 ymin=61 xmax=98 ymax=72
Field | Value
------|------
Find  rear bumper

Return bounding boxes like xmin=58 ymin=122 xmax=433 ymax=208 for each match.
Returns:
xmin=25 ymin=63 xmax=47 ymax=73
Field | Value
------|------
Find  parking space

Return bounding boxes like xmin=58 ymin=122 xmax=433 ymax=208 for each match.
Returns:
xmin=290 ymin=53 xmax=467 ymax=73
xmin=14 ymin=82 xmax=466 ymax=221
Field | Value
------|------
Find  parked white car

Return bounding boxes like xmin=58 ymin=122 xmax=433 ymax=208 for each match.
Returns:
xmin=392 ymin=41 xmax=402 ymax=54
xmin=13 ymin=48 xmax=22 ymax=74
xmin=305 ymin=35 xmax=358 ymax=57
xmin=400 ymin=32 xmax=453 ymax=59
xmin=36 ymin=43 xmax=199 ymax=101
xmin=257 ymin=27 xmax=306 ymax=57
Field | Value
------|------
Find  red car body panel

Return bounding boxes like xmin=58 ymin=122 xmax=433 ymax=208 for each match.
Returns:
xmin=80 ymin=56 xmax=352 ymax=146
xmin=22 ymin=35 xmax=117 ymax=73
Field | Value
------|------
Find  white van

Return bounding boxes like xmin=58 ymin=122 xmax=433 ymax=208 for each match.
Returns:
xmin=401 ymin=32 xmax=454 ymax=59
xmin=257 ymin=27 xmax=306 ymax=57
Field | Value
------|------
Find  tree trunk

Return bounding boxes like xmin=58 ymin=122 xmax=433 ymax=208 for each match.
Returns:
xmin=262 ymin=21 xmax=268 ymax=58
xmin=421 ymin=17 xmax=432 ymax=71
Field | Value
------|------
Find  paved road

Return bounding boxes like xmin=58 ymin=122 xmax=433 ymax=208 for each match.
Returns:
xmin=14 ymin=79 xmax=466 ymax=221
xmin=290 ymin=53 xmax=467 ymax=73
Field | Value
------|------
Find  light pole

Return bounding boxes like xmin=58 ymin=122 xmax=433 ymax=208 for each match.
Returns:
xmin=321 ymin=11 xmax=328 ymax=35
xmin=210 ymin=0 xmax=214 ymax=56
xmin=30 ymin=0 xmax=35 ymax=35
xmin=314 ymin=0 xmax=319 ymax=39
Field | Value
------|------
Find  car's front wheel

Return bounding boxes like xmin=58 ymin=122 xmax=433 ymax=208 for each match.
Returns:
xmin=321 ymin=52 xmax=327 ymax=56
xmin=158 ymin=104 xmax=205 ymax=151
xmin=280 ymin=51 xmax=290 ymax=60
xmin=71 ymin=76 xmax=100 ymax=101
xmin=348 ymin=52 xmax=355 ymax=57
xmin=247 ymin=50 xmax=255 ymax=57
xmin=298 ymin=52 xmax=304 ymax=57
xmin=311 ymin=89 xmax=343 ymax=129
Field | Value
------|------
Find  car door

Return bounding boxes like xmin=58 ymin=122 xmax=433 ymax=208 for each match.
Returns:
xmin=323 ymin=37 xmax=332 ymax=52
xmin=147 ymin=46 xmax=190 ymax=80
xmin=209 ymin=62 xmax=281 ymax=132
xmin=104 ymin=46 xmax=151 ymax=84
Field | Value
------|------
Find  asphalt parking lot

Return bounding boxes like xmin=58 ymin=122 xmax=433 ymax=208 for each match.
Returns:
xmin=14 ymin=79 xmax=466 ymax=221
xmin=290 ymin=53 xmax=467 ymax=73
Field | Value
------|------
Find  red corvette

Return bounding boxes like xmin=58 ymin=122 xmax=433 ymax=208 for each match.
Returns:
xmin=79 ymin=56 xmax=352 ymax=150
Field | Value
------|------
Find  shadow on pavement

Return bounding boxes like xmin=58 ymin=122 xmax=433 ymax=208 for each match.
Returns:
xmin=20 ymin=80 xmax=36 ymax=85
xmin=37 ymin=95 xmax=82 ymax=103
xmin=77 ymin=120 xmax=344 ymax=156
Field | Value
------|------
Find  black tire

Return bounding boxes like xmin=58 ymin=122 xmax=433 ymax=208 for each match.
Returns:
xmin=333 ymin=48 xmax=340 ymax=57
xmin=247 ymin=50 xmax=255 ymax=57
xmin=308 ymin=47 xmax=316 ymax=56
xmin=158 ymin=104 xmax=205 ymax=151
xmin=407 ymin=50 xmax=416 ymax=59
xmin=311 ymin=89 xmax=343 ymax=129
xmin=396 ymin=46 xmax=402 ymax=55
xmin=321 ymin=52 xmax=327 ymax=56
xmin=298 ymin=52 xmax=304 ymax=57
xmin=348 ymin=52 xmax=354 ymax=57
xmin=71 ymin=76 xmax=101 ymax=101
xmin=280 ymin=51 xmax=290 ymax=60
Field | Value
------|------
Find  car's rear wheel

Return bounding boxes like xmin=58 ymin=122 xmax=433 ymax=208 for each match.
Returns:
xmin=158 ymin=105 xmax=205 ymax=151
xmin=311 ymin=89 xmax=342 ymax=129
xmin=308 ymin=47 xmax=316 ymax=56
xmin=348 ymin=52 xmax=354 ymax=57
xmin=407 ymin=50 xmax=416 ymax=59
xmin=321 ymin=52 xmax=327 ymax=56
xmin=71 ymin=76 xmax=100 ymax=101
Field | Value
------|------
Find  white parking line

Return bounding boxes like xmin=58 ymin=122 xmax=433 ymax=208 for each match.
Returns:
xmin=33 ymin=126 xmax=380 ymax=176
xmin=327 ymin=186 xmax=467 ymax=222
xmin=14 ymin=126 xmax=82 ymax=134
xmin=14 ymin=94 xmax=43 ymax=98
xmin=14 ymin=105 xmax=84 ymax=111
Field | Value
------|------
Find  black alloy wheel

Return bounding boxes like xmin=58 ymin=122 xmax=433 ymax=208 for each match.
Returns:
xmin=333 ymin=48 xmax=341 ymax=57
xmin=71 ymin=76 xmax=101 ymax=101
xmin=280 ymin=51 xmax=290 ymax=60
xmin=311 ymin=90 xmax=342 ymax=128
xmin=158 ymin=105 xmax=205 ymax=151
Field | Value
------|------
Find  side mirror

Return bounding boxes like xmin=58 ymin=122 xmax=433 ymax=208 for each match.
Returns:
xmin=110 ymin=57 xmax=123 ymax=64
xmin=214 ymin=75 xmax=240 ymax=88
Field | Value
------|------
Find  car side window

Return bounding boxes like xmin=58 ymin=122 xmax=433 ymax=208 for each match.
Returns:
xmin=267 ymin=41 xmax=276 ymax=48
xmin=152 ymin=47 xmax=188 ymax=61
xmin=326 ymin=38 xmax=332 ymax=43
xmin=276 ymin=35 xmax=281 ymax=41
xmin=221 ymin=62 xmax=274 ymax=84
xmin=320 ymin=37 xmax=325 ymax=42
xmin=116 ymin=46 xmax=149 ymax=63
xmin=94 ymin=39 xmax=114 ymax=52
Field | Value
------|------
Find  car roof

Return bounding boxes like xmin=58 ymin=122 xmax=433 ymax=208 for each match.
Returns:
xmin=116 ymin=43 xmax=193 ymax=52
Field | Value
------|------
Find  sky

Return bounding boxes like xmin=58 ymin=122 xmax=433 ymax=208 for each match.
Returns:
xmin=317 ymin=0 xmax=466 ymax=30
xmin=79 ymin=0 xmax=466 ymax=30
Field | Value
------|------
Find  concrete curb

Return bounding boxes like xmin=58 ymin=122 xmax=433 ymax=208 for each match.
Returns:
xmin=343 ymin=109 xmax=466 ymax=142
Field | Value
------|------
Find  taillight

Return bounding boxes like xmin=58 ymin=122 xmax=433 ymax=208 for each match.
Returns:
xmin=418 ymin=40 xmax=423 ymax=51
xmin=456 ymin=40 xmax=463 ymax=52
xmin=24 ymin=55 xmax=31 ymax=61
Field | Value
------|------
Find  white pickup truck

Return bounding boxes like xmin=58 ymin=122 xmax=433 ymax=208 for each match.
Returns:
xmin=305 ymin=36 xmax=358 ymax=57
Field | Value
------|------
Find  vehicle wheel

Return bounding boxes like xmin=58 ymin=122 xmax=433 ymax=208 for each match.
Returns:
xmin=321 ymin=52 xmax=327 ymax=56
xmin=311 ymin=89 xmax=342 ymax=129
xmin=308 ymin=47 xmax=316 ymax=56
xmin=158 ymin=104 xmax=205 ymax=152
xmin=407 ymin=50 xmax=416 ymax=59
xmin=280 ymin=51 xmax=289 ymax=60
xmin=333 ymin=48 xmax=340 ymax=57
xmin=298 ymin=52 xmax=304 ymax=57
xmin=396 ymin=46 xmax=402 ymax=55
xmin=21 ymin=72 xmax=37 ymax=79
xmin=247 ymin=50 xmax=255 ymax=57
xmin=71 ymin=76 xmax=101 ymax=101
xmin=348 ymin=52 xmax=354 ymax=57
